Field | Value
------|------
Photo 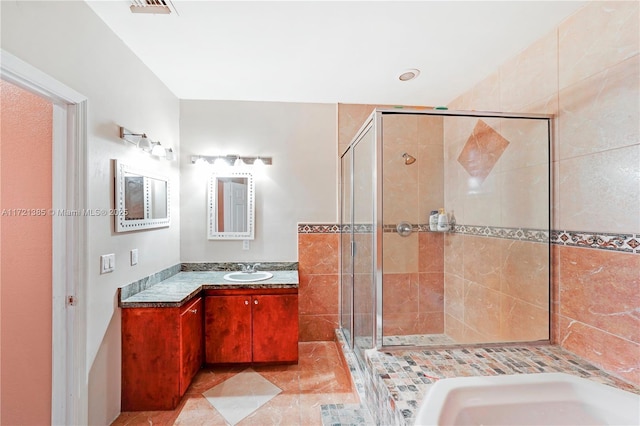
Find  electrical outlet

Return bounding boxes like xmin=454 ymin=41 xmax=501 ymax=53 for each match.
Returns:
xmin=100 ymin=253 xmax=115 ymax=274
xmin=130 ymin=249 xmax=138 ymax=266
xmin=242 ymin=240 xmax=250 ymax=250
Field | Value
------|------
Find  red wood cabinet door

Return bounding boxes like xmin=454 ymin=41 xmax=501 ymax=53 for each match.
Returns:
xmin=179 ymin=297 xmax=203 ymax=395
xmin=252 ymin=294 xmax=298 ymax=363
xmin=121 ymin=307 xmax=181 ymax=411
xmin=205 ymin=295 xmax=252 ymax=363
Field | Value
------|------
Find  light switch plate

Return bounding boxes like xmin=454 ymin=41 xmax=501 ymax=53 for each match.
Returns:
xmin=130 ymin=249 xmax=138 ymax=266
xmin=101 ymin=253 xmax=115 ymax=274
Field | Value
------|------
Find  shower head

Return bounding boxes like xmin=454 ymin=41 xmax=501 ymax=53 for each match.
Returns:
xmin=402 ymin=152 xmax=417 ymax=165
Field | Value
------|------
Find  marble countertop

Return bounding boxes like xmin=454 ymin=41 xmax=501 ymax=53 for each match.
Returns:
xmin=119 ymin=270 xmax=299 ymax=308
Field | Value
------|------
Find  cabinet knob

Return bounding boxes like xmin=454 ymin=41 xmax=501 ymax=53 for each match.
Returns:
xmin=254 ymin=299 xmax=258 ymax=305
xmin=189 ymin=309 xmax=198 ymax=314
xmin=245 ymin=300 xmax=249 ymax=305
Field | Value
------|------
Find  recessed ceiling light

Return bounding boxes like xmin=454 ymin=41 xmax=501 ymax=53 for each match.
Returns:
xmin=398 ymin=69 xmax=420 ymax=82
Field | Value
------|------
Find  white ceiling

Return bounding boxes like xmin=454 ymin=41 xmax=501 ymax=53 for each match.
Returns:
xmin=87 ymin=1 xmax=586 ymax=106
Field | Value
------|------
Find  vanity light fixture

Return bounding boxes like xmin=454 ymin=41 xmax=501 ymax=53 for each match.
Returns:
xmin=119 ymin=126 xmax=175 ymax=160
xmin=190 ymin=155 xmax=273 ymax=167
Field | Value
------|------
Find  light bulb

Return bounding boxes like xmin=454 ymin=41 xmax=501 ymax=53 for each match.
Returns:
xmin=214 ymin=157 xmax=231 ymax=170
xmin=151 ymin=143 xmax=166 ymax=157
xmin=165 ymin=148 xmax=175 ymax=161
xmin=138 ymin=135 xmax=152 ymax=152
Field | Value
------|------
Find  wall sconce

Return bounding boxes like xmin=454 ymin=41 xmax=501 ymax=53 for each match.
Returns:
xmin=190 ymin=155 xmax=273 ymax=167
xmin=119 ymin=126 xmax=175 ymax=160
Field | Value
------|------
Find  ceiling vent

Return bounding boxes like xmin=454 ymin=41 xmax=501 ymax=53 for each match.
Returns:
xmin=130 ymin=0 xmax=177 ymax=15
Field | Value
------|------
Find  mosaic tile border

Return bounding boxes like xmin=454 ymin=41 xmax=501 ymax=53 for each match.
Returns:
xmin=451 ymin=224 xmax=549 ymax=243
xmin=297 ymin=223 xmax=341 ymax=233
xmin=300 ymin=223 xmax=639 ymax=254
xmin=551 ymin=230 xmax=639 ymax=254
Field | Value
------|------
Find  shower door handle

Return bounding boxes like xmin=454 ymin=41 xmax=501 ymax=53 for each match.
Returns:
xmin=351 ymin=240 xmax=356 ymax=258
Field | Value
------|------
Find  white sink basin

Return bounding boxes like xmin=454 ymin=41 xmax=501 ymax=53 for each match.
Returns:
xmin=415 ymin=373 xmax=640 ymax=426
xmin=223 ymin=271 xmax=273 ymax=282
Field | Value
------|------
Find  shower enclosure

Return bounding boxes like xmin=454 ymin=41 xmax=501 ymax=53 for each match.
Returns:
xmin=339 ymin=109 xmax=551 ymax=363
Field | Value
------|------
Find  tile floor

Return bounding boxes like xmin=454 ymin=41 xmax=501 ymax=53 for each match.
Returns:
xmin=111 ymin=341 xmax=359 ymax=426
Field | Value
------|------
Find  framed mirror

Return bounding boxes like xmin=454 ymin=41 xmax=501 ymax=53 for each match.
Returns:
xmin=114 ymin=160 xmax=171 ymax=232
xmin=207 ymin=171 xmax=255 ymax=240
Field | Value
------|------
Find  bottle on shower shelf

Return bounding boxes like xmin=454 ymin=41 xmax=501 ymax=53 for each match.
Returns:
xmin=429 ymin=210 xmax=439 ymax=231
xmin=437 ymin=208 xmax=450 ymax=232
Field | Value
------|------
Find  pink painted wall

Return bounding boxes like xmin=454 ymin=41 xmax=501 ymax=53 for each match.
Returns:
xmin=0 ymin=79 xmax=53 ymax=424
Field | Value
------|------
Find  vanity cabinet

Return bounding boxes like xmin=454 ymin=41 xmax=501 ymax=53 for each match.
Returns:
xmin=121 ymin=296 xmax=203 ymax=411
xmin=205 ymin=288 xmax=298 ymax=364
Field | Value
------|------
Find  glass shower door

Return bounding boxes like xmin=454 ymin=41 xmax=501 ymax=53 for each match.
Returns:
xmin=352 ymin=124 xmax=376 ymax=359
xmin=339 ymin=118 xmax=377 ymax=363
xmin=340 ymin=148 xmax=353 ymax=346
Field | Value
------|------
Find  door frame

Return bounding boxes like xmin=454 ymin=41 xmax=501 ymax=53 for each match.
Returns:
xmin=1 ymin=49 xmax=88 ymax=425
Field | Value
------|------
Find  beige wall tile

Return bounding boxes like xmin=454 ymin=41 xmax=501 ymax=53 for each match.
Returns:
xmin=444 ymin=234 xmax=464 ymax=277
xmin=499 ymin=163 xmax=549 ymax=229
xmin=444 ymin=274 xmax=465 ymax=322
xmin=418 ymin=143 xmax=445 ymax=221
xmin=462 ymin=235 xmax=502 ymax=291
xmin=559 ymin=55 xmax=639 ymax=160
xmin=382 ymin=141 xmax=420 ymax=224
xmin=417 ymin=115 xmax=444 ymax=145
xmin=558 ymin=144 xmax=640 ymax=233
xmin=559 ymin=1 xmax=639 ymax=89
xmin=498 ymin=116 xmax=551 ymax=171
xmin=383 ymin=233 xmax=418 ymax=273
xmin=444 ymin=313 xmax=465 ymax=342
xmin=500 ymin=295 xmax=549 ymax=342
xmin=338 ymin=103 xmax=378 ymax=155
xmin=463 ymin=171 xmax=502 ymax=227
xmin=500 ymin=240 xmax=550 ymax=308
xmin=500 ymin=29 xmax=559 ymax=112
xmin=464 ymin=281 xmax=502 ymax=340
xmin=418 ymin=116 xmax=445 ymax=221
xmin=449 ymin=70 xmax=501 ymax=111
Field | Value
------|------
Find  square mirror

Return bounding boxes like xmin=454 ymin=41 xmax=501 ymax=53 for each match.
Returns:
xmin=114 ymin=160 xmax=171 ymax=232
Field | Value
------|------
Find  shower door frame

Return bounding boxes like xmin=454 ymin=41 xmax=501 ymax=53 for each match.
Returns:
xmin=339 ymin=112 xmax=381 ymax=362
xmin=374 ymin=108 xmax=553 ymax=351
xmin=340 ymin=108 xmax=554 ymax=354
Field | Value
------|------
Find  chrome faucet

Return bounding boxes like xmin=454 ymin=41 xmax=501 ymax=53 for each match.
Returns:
xmin=238 ymin=263 xmax=261 ymax=273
